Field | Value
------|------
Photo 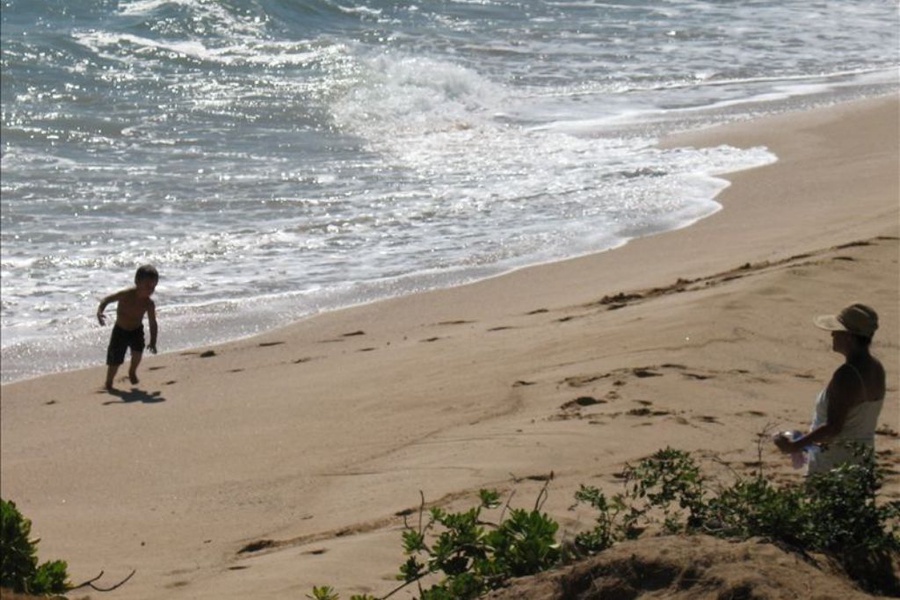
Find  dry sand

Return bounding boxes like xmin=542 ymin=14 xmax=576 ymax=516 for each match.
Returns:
xmin=1 ymin=95 xmax=897 ymax=599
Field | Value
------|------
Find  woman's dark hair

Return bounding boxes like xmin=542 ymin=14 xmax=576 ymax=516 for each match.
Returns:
xmin=852 ymin=333 xmax=872 ymax=348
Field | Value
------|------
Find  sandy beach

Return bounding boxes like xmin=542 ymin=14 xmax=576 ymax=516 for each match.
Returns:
xmin=1 ymin=95 xmax=897 ymax=599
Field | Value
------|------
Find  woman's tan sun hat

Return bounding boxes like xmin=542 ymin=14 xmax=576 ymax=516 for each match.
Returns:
xmin=814 ymin=303 xmax=879 ymax=338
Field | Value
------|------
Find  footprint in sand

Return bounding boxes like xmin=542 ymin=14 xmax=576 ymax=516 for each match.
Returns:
xmin=555 ymin=396 xmax=609 ymax=421
xmin=627 ymin=407 xmax=670 ymax=417
xmin=695 ymin=415 xmax=720 ymax=424
xmin=632 ymin=367 xmax=662 ymax=378
xmin=737 ymin=410 xmax=767 ymax=417
xmin=561 ymin=396 xmax=605 ymax=410
xmin=562 ymin=374 xmax=608 ymax=388
xmin=238 ymin=539 xmax=276 ymax=554
xmin=319 ymin=331 xmax=367 ymax=344
xmin=683 ymin=372 xmax=712 ymax=380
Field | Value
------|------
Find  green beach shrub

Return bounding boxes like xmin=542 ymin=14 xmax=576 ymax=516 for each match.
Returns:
xmin=313 ymin=445 xmax=898 ymax=598
xmin=395 ymin=488 xmax=561 ymax=599
xmin=1 ymin=498 xmax=69 ymax=595
xmin=574 ymin=446 xmax=899 ymax=595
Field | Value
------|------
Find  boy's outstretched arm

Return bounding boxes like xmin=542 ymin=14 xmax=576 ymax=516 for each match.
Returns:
xmin=97 ymin=290 xmax=125 ymax=326
xmin=147 ymin=300 xmax=158 ymax=353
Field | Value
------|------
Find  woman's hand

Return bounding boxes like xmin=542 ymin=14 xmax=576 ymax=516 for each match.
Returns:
xmin=773 ymin=431 xmax=798 ymax=454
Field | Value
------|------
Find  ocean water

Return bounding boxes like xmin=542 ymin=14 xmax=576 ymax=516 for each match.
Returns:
xmin=2 ymin=0 xmax=897 ymax=384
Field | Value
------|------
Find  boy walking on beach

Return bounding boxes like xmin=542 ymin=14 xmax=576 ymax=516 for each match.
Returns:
xmin=97 ymin=265 xmax=159 ymax=390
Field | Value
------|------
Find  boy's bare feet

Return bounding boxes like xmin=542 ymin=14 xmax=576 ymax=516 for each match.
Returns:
xmin=105 ymin=381 xmax=115 ymax=391
xmin=129 ymin=372 xmax=139 ymax=385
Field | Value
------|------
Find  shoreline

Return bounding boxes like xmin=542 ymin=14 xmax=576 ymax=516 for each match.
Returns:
xmin=0 ymin=93 xmax=883 ymax=387
xmin=1 ymin=95 xmax=897 ymax=598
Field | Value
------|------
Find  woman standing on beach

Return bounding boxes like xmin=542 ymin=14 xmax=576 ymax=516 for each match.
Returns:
xmin=774 ymin=303 xmax=886 ymax=475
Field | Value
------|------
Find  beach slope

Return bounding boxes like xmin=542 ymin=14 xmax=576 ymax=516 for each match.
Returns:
xmin=1 ymin=96 xmax=897 ymax=599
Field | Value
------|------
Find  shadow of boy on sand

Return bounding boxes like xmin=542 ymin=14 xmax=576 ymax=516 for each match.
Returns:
xmin=101 ymin=387 xmax=166 ymax=405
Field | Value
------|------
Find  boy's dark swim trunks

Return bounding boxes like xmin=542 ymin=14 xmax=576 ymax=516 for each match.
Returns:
xmin=106 ymin=324 xmax=145 ymax=366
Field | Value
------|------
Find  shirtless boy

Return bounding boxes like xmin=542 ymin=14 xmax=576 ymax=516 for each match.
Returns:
xmin=97 ymin=265 xmax=159 ymax=390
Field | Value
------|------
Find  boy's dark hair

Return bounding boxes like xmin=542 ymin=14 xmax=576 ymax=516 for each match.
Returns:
xmin=135 ymin=264 xmax=159 ymax=283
